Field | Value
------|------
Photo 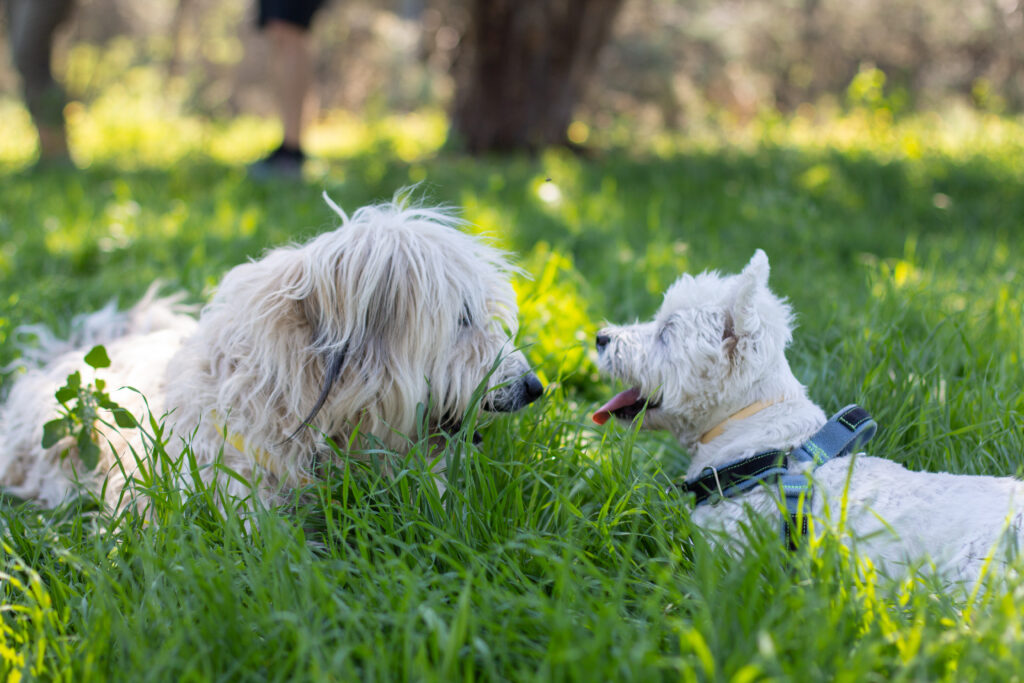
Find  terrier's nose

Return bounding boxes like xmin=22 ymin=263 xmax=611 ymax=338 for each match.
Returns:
xmin=523 ymin=374 xmax=544 ymax=403
xmin=595 ymin=333 xmax=611 ymax=351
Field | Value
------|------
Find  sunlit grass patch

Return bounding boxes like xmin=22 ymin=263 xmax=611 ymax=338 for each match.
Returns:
xmin=68 ymin=72 xmax=203 ymax=168
xmin=0 ymin=99 xmax=36 ymax=167
xmin=0 ymin=74 xmax=447 ymax=172
xmin=514 ymin=242 xmax=599 ymax=393
xmin=676 ymin=103 xmax=1024 ymax=174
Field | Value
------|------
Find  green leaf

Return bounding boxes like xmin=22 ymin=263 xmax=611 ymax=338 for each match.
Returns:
xmin=41 ymin=419 xmax=67 ymax=448
xmin=55 ymin=386 xmax=77 ymax=403
xmin=113 ymin=408 xmax=136 ymax=429
xmin=77 ymin=431 xmax=100 ymax=471
xmin=55 ymin=371 xmax=82 ymax=403
xmin=84 ymin=345 xmax=111 ymax=369
xmin=95 ymin=378 xmax=106 ymax=391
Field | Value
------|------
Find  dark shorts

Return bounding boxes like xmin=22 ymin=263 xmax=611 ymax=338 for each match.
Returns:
xmin=257 ymin=0 xmax=327 ymax=30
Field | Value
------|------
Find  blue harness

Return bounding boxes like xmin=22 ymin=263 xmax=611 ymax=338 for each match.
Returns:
xmin=677 ymin=405 xmax=877 ymax=549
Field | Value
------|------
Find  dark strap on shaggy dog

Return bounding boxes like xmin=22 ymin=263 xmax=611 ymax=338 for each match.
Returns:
xmin=677 ymin=404 xmax=877 ymax=550
xmin=283 ymin=344 xmax=348 ymax=443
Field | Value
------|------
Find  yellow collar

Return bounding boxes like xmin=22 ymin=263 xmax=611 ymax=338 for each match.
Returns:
xmin=699 ymin=398 xmax=783 ymax=445
xmin=213 ymin=412 xmax=312 ymax=485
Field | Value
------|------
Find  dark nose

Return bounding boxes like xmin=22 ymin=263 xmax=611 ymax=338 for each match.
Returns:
xmin=595 ymin=333 xmax=610 ymax=351
xmin=523 ymin=374 xmax=544 ymax=404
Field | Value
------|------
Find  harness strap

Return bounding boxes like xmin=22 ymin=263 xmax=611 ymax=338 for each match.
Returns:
xmin=779 ymin=473 xmax=811 ymax=551
xmin=780 ymin=405 xmax=876 ymax=547
xmin=677 ymin=450 xmax=789 ymax=505
xmin=678 ymin=404 xmax=877 ymax=550
xmin=789 ymin=404 xmax=876 ymax=465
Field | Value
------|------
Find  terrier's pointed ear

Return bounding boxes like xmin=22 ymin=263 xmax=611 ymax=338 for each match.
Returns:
xmin=731 ymin=250 xmax=770 ymax=337
xmin=741 ymin=249 xmax=770 ymax=288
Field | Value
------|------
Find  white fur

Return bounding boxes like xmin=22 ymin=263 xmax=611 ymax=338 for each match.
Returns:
xmin=0 ymin=198 xmax=542 ymax=509
xmin=596 ymin=250 xmax=1024 ymax=585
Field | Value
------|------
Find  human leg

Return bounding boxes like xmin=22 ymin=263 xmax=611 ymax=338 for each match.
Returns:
xmin=249 ymin=0 xmax=326 ymax=177
xmin=6 ymin=0 xmax=75 ymax=159
xmin=265 ymin=18 xmax=312 ymax=151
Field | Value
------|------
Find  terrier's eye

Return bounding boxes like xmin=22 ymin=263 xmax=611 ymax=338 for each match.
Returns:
xmin=459 ymin=303 xmax=472 ymax=329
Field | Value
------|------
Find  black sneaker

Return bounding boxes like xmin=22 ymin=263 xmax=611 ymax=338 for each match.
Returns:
xmin=248 ymin=144 xmax=305 ymax=180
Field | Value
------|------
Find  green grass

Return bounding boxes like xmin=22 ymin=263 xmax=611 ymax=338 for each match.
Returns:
xmin=1 ymin=88 xmax=1024 ymax=680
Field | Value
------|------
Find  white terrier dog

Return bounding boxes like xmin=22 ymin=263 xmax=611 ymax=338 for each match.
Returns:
xmin=595 ymin=250 xmax=1024 ymax=585
xmin=0 ymin=197 xmax=543 ymax=509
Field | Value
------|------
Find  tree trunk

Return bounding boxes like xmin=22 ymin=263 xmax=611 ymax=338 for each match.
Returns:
xmin=450 ymin=0 xmax=623 ymax=154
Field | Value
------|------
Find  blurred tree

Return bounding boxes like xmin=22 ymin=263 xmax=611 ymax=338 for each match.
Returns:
xmin=449 ymin=0 xmax=623 ymax=153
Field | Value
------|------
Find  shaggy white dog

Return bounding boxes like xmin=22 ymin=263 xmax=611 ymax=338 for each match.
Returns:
xmin=594 ymin=250 xmax=1024 ymax=585
xmin=0 ymin=197 xmax=543 ymax=509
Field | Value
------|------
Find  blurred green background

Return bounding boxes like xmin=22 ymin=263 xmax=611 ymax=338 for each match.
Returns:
xmin=3 ymin=0 xmax=1023 ymax=135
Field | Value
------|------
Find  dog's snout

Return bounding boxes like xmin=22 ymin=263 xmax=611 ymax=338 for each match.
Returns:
xmin=523 ymin=374 xmax=544 ymax=404
xmin=595 ymin=332 xmax=611 ymax=351
xmin=483 ymin=370 xmax=544 ymax=413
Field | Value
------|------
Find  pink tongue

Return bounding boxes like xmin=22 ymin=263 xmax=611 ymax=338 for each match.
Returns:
xmin=592 ymin=387 xmax=642 ymax=425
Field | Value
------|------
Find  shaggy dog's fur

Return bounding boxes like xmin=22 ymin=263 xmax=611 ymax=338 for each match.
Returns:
xmin=0 ymin=198 xmax=543 ymax=509
xmin=595 ymin=250 xmax=1024 ymax=585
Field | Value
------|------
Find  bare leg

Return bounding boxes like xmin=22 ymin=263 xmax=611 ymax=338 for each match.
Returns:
xmin=6 ymin=0 xmax=74 ymax=160
xmin=265 ymin=19 xmax=312 ymax=151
